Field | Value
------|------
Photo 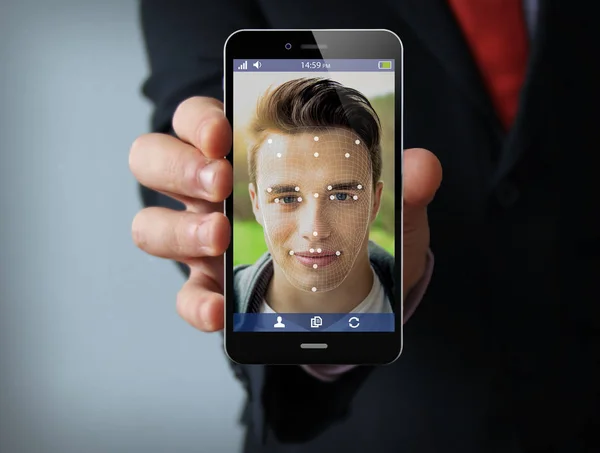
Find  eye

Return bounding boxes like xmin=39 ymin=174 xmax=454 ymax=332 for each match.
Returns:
xmin=281 ymin=196 xmax=298 ymax=204
xmin=335 ymin=192 xmax=349 ymax=201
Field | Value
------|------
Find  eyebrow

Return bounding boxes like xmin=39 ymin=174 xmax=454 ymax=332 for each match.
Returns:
xmin=267 ymin=184 xmax=298 ymax=194
xmin=328 ymin=181 xmax=363 ymax=191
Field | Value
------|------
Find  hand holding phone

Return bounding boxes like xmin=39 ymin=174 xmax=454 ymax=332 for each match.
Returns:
xmin=128 ymin=30 xmax=441 ymax=363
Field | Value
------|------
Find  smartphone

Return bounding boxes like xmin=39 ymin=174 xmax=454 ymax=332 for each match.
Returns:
xmin=223 ymin=30 xmax=403 ymax=365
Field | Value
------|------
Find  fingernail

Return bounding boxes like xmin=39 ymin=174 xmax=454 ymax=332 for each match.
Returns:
xmin=201 ymin=300 xmax=213 ymax=330
xmin=197 ymin=219 xmax=212 ymax=249
xmin=198 ymin=162 xmax=217 ymax=194
xmin=199 ymin=118 xmax=221 ymax=155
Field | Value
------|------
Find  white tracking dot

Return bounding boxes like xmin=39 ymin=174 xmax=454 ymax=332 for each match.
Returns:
xmin=313 ymin=264 xmax=318 ymax=269
xmin=312 ymin=287 xmax=317 ymax=292
xmin=295 ymin=186 xmax=300 ymax=191
xmin=327 ymin=185 xmax=332 ymax=190
xmin=289 ymin=250 xmax=294 ymax=255
xmin=314 ymin=193 xmax=319 ymax=198
xmin=330 ymin=195 xmax=335 ymax=200
xmin=277 ymin=153 xmax=282 ymax=158
xmin=336 ymin=251 xmax=341 ymax=256
xmin=309 ymin=248 xmax=315 ymax=253
xmin=345 ymin=153 xmax=350 ymax=158
xmin=314 ymin=136 xmax=319 ymax=141
xmin=267 ymin=187 xmax=272 ymax=192
xmin=275 ymin=198 xmax=280 ymax=203
xmin=268 ymin=138 xmax=273 ymax=144
xmin=317 ymin=248 xmax=322 ymax=253
xmin=353 ymin=195 xmax=358 ymax=200
xmin=313 ymin=231 xmax=318 ymax=236
xmin=355 ymin=139 xmax=360 ymax=145
xmin=298 ymin=197 xmax=303 ymax=202
xmin=357 ymin=184 xmax=363 ymax=190
xmin=314 ymin=152 xmax=319 ymax=157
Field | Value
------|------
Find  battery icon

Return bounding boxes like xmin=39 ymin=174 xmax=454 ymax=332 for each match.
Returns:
xmin=378 ymin=61 xmax=392 ymax=69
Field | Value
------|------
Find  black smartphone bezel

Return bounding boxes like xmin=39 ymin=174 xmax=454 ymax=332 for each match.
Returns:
xmin=223 ymin=30 xmax=403 ymax=365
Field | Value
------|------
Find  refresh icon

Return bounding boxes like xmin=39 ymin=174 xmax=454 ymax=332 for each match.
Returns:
xmin=348 ymin=316 xmax=360 ymax=329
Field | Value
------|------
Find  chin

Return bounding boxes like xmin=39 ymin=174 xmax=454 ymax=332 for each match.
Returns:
xmin=299 ymin=276 xmax=346 ymax=293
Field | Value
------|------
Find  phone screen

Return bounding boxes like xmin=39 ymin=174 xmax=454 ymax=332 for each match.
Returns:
xmin=231 ymin=57 xmax=397 ymax=334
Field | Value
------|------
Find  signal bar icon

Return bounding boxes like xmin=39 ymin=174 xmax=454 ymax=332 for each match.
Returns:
xmin=237 ymin=61 xmax=248 ymax=70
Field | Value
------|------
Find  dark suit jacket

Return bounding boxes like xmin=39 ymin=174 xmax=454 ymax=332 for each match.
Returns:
xmin=138 ymin=1 xmax=599 ymax=451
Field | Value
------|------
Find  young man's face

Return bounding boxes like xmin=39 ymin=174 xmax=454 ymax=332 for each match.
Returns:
xmin=249 ymin=129 xmax=382 ymax=293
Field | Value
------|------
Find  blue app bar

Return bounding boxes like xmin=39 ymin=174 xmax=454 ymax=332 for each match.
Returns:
xmin=233 ymin=313 xmax=395 ymax=332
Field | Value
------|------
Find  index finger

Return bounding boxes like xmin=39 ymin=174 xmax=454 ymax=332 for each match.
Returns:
xmin=172 ymin=96 xmax=232 ymax=159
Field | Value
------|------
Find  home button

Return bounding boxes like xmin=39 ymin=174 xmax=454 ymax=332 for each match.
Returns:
xmin=300 ymin=343 xmax=328 ymax=349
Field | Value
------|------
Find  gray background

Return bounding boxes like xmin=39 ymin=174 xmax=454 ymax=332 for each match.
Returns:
xmin=0 ymin=1 xmax=244 ymax=452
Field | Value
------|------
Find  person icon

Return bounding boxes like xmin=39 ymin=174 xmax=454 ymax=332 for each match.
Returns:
xmin=273 ymin=316 xmax=285 ymax=328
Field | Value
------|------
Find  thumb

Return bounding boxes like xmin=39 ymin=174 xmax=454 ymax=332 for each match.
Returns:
xmin=401 ymin=148 xmax=442 ymax=297
xmin=403 ymin=148 xmax=442 ymax=211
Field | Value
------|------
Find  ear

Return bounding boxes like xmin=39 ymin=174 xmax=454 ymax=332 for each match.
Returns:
xmin=370 ymin=181 xmax=384 ymax=223
xmin=248 ymin=182 xmax=264 ymax=226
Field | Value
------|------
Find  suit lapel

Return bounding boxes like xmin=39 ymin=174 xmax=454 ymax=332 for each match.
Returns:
xmin=386 ymin=0 xmax=504 ymax=140
xmin=492 ymin=0 xmax=551 ymax=184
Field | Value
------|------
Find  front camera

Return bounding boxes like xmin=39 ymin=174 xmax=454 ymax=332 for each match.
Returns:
xmin=285 ymin=43 xmax=292 ymax=50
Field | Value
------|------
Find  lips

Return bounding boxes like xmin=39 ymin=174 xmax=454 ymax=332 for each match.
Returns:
xmin=294 ymin=250 xmax=340 ymax=268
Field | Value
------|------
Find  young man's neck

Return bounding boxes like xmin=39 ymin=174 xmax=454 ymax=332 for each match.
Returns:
xmin=265 ymin=255 xmax=374 ymax=313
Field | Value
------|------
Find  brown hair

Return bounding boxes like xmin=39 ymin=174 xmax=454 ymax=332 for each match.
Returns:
xmin=247 ymin=78 xmax=382 ymax=187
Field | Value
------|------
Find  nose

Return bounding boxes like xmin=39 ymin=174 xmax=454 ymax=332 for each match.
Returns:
xmin=299 ymin=194 xmax=332 ymax=241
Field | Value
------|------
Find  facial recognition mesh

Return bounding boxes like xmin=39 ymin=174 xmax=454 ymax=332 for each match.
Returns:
xmin=255 ymin=128 xmax=373 ymax=293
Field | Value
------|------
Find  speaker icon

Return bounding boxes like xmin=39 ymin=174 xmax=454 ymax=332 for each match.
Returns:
xmin=253 ymin=61 xmax=262 ymax=69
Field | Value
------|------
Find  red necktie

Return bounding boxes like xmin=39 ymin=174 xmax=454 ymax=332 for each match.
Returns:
xmin=447 ymin=0 xmax=529 ymax=130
